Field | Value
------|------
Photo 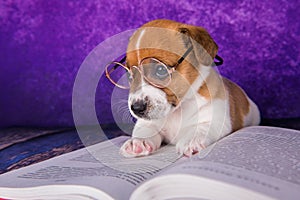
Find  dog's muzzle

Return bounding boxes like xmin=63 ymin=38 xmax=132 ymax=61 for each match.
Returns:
xmin=131 ymin=99 xmax=148 ymax=117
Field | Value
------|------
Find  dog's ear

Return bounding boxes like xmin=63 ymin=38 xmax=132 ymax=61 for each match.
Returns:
xmin=178 ymin=26 xmax=218 ymax=66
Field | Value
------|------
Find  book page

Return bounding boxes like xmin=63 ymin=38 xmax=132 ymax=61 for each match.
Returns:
xmin=155 ymin=126 xmax=300 ymax=200
xmin=0 ymin=185 xmax=115 ymax=200
xmin=0 ymin=136 xmax=180 ymax=200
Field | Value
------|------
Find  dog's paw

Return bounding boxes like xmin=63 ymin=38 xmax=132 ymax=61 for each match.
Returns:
xmin=120 ymin=138 xmax=155 ymax=158
xmin=176 ymin=137 xmax=206 ymax=157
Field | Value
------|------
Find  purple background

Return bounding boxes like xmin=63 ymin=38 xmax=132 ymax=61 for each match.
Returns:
xmin=0 ymin=0 xmax=299 ymax=128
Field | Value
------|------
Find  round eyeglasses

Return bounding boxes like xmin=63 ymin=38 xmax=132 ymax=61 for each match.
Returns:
xmin=105 ymin=57 xmax=176 ymax=89
xmin=105 ymin=46 xmax=194 ymax=89
xmin=105 ymin=46 xmax=223 ymax=89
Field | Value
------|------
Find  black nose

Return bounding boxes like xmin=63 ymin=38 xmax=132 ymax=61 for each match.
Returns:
xmin=131 ymin=100 xmax=147 ymax=116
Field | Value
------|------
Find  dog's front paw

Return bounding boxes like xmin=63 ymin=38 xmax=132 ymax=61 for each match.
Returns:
xmin=120 ymin=138 xmax=155 ymax=158
xmin=176 ymin=136 xmax=206 ymax=157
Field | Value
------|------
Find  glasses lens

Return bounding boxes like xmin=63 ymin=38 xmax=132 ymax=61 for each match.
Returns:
xmin=105 ymin=62 xmax=130 ymax=89
xmin=141 ymin=58 xmax=171 ymax=87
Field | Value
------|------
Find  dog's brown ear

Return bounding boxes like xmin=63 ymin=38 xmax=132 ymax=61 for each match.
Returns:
xmin=178 ymin=26 xmax=218 ymax=66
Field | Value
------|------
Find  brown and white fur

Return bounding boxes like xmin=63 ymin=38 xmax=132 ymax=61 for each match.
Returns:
xmin=120 ymin=19 xmax=260 ymax=157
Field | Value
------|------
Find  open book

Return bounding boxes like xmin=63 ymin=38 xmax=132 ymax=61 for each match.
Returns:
xmin=0 ymin=126 xmax=299 ymax=200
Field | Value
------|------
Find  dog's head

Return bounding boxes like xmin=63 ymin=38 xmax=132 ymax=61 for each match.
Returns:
xmin=126 ymin=19 xmax=218 ymax=120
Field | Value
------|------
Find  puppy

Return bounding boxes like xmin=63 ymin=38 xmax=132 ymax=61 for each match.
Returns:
xmin=119 ymin=19 xmax=260 ymax=157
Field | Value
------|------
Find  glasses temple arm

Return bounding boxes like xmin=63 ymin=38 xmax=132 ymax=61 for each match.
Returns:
xmin=214 ymin=54 xmax=223 ymax=66
xmin=176 ymin=45 xmax=224 ymax=67
xmin=177 ymin=46 xmax=194 ymax=65
xmin=112 ymin=55 xmax=127 ymax=70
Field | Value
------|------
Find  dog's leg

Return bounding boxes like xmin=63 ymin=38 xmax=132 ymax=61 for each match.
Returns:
xmin=120 ymin=120 xmax=163 ymax=157
xmin=175 ymin=131 xmax=206 ymax=157
xmin=175 ymin=124 xmax=221 ymax=157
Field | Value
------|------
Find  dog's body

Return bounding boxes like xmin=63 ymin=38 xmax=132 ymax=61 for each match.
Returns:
xmin=120 ymin=19 xmax=260 ymax=157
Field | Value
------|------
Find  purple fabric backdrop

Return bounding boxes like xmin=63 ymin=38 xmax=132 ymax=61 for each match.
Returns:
xmin=0 ymin=0 xmax=299 ymax=127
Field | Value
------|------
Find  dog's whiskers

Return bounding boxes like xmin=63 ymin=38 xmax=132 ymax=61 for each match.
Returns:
xmin=112 ymin=102 xmax=134 ymax=123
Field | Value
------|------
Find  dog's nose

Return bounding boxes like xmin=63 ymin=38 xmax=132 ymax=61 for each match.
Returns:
xmin=131 ymin=100 xmax=147 ymax=116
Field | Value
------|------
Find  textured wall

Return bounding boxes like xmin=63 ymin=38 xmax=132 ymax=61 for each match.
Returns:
xmin=0 ymin=0 xmax=299 ymax=127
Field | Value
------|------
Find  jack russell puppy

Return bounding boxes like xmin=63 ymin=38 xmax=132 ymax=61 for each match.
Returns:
xmin=107 ymin=19 xmax=260 ymax=157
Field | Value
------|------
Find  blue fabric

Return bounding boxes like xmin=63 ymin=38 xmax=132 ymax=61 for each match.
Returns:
xmin=0 ymin=130 xmax=82 ymax=173
xmin=0 ymin=125 xmax=126 ymax=174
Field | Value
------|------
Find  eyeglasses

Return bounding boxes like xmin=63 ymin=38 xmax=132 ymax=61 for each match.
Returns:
xmin=105 ymin=46 xmax=223 ymax=89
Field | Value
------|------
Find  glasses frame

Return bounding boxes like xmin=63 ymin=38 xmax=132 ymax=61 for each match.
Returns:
xmin=134 ymin=58 xmax=174 ymax=88
xmin=105 ymin=46 xmax=223 ymax=89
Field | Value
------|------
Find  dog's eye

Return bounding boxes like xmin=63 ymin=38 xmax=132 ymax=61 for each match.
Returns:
xmin=155 ymin=64 xmax=169 ymax=79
